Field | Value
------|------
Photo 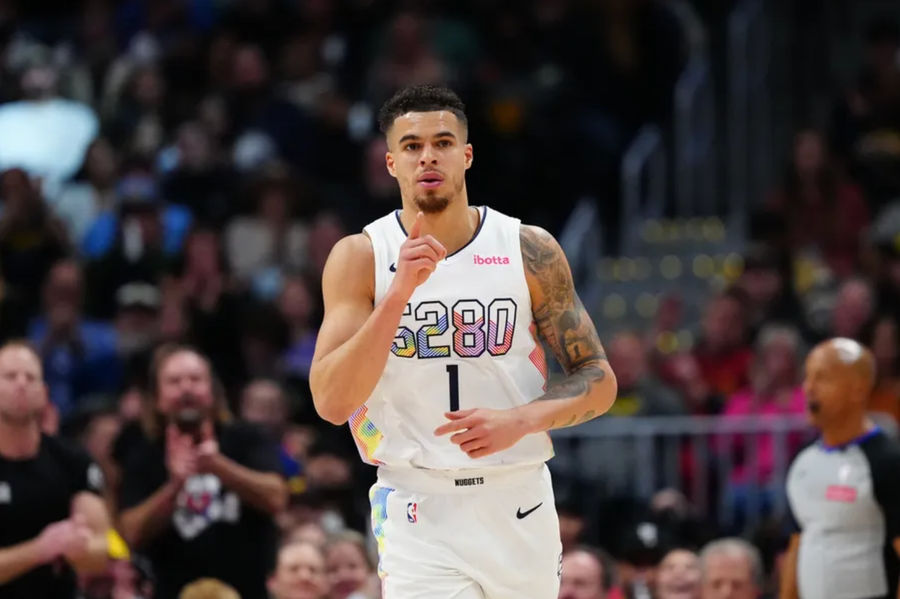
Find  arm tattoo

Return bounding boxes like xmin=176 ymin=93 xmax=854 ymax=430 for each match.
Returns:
xmin=520 ymin=225 xmax=607 ymax=427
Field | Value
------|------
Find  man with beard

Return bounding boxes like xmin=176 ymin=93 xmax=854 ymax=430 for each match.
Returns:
xmin=782 ymin=338 xmax=900 ymax=599
xmin=0 ymin=341 xmax=111 ymax=598
xmin=117 ymin=344 xmax=287 ymax=599
xmin=310 ymin=85 xmax=617 ymax=598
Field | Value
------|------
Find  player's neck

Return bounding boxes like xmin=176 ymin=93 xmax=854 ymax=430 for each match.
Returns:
xmin=400 ymin=198 xmax=479 ymax=256
xmin=0 ymin=418 xmax=42 ymax=460
xmin=821 ymin=414 xmax=873 ymax=448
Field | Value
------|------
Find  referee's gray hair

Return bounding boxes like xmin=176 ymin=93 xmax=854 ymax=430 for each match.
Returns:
xmin=699 ymin=538 xmax=763 ymax=588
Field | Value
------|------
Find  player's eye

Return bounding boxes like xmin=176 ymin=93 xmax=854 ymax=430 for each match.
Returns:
xmin=404 ymin=143 xmax=420 ymax=151
xmin=437 ymin=139 xmax=452 ymax=147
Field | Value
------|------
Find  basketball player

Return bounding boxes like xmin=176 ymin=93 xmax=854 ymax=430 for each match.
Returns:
xmin=781 ymin=338 xmax=900 ymax=599
xmin=310 ymin=85 xmax=617 ymax=598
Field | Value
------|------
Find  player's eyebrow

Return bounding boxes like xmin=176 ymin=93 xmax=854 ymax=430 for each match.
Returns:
xmin=397 ymin=131 xmax=457 ymax=145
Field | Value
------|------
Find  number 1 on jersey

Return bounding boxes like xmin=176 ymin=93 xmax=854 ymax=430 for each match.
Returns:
xmin=446 ymin=364 xmax=459 ymax=412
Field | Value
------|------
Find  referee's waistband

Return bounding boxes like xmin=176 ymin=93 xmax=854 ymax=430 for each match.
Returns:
xmin=376 ymin=463 xmax=546 ymax=494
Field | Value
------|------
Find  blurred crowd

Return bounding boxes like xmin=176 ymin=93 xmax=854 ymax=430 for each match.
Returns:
xmin=0 ymin=0 xmax=898 ymax=598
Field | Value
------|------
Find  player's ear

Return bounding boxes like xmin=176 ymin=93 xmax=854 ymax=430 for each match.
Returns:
xmin=464 ymin=143 xmax=473 ymax=170
xmin=385 ymin=150 xmax=397 ymax=178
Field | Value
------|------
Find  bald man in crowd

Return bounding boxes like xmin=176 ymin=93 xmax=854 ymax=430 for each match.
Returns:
xmin=781 ymin=338 xmax=900 ymax=599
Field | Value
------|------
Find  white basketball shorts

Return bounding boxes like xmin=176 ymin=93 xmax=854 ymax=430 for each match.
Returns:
xmin=369 ymin=463 xmax=562 ymax=599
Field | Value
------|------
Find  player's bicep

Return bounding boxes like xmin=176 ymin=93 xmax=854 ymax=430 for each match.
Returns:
xmin=520 ymin=225 xmax=606 ymax=373
xmin=311 ymin=234 xmax=376 ymax=364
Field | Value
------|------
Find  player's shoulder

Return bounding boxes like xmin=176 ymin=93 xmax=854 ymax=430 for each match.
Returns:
xmin=518 ymin=223 xmax=567 ymax=276
xmin=323 ymin=233 xmax=375 ymax=278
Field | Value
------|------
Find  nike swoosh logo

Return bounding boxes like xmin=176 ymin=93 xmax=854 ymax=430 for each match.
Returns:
xmin=389 ymin=263 xmax=397 ymax=272
xmin=516 ymin=502 xmax=543 ymax=519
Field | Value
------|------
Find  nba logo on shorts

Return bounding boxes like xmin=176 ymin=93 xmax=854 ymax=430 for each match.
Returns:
xmin=407 ymin=502 xmax=418 ymax=523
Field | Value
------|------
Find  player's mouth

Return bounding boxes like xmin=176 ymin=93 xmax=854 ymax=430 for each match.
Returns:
xmin=417 ymin=171 xmax=444 ymax=189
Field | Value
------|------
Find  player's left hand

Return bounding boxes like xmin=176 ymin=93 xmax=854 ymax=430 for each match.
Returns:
xmin=434 ymin=408 xmax=530 ymax=459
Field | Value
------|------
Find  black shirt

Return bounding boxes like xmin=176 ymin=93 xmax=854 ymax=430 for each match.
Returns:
xmin=0 ymin=435 xmax=104 ymax=599
xmin=787 ymin=428 xmax=900 ymax=599
xmin=118 ymin=422 xmax=282 ymax=599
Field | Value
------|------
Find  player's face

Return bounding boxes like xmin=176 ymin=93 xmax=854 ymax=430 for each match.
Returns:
xmin=559 ymin=552 xmax=605 ymax=599
xmin=0 ymin=346 xmax=47 ymax=424
xmin=700 ymin=554 xmax=756 ymax=599
xmin=268 ymin=543 xmax=328 ymax=599
xmin=325 ymin=541 xmax=371 ymax=599
xmin=156 ymin=350 xmax=214 ymax=416
xmin=657 ymin=550 xmax=701 ymax=599
xmin=802 ymin=347 xmax=856 ymax=429
xmin=385 ymin=110 xmax=473 ymax=214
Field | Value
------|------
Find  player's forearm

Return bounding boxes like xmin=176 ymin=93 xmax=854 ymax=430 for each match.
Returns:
xmin=0 ymin=540 xmax=45 ymax=585
xmin=310 ymin=290 xmax=409 ymax=425
xmin=516 ymin=363 xmax=616 ymax=432
xmin=118 ymin=480 xmax=180 ymax=548
xmin=779 ymin=534 xmax=800 ymax=599
xmin=206 ymin=453 xmax=287 ymax=515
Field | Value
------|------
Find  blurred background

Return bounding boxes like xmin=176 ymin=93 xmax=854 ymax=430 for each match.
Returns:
xmin=0 ymin=0 xmax=899 ymax=597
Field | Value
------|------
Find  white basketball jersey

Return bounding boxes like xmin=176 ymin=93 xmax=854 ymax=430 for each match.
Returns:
xmin=353 ymin=205 xmax=554 ymax=470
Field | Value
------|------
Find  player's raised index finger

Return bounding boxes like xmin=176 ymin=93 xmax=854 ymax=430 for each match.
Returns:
xmin=408 ymin=211 xmax=425 ymax=239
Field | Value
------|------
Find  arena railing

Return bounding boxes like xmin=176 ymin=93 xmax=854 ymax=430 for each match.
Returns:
xmin=727 ymin=0 xmax=772 ymax=232
xmin=620 ymin=125 xmax=666 ymax=258
xmin=549 ymin=414 xmax=814 ymax=534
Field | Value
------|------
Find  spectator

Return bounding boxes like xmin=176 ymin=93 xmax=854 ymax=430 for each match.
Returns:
xmin=766 ymin=129 xmax=869 ymax=277
xmin=116 ymin=344 xmax=288 ymax=599
xmin=323 ymin=530 xmax=377 ymax=599
xmin=558 ymin=498 xmax=588 ymax=554
xmin=114 ymin=281 xmax=163 ymax=386
xmin=863 ymin=314 xmax=900 ymax=424
xmin=161 ymin=122 xmax=236 ymax=226
xmin=179 ymin=578 xmax=240 ymax=599
xmin=277 ymin=273 xmax=319 ymax=387
xmin=284 ymin=521 xmax=328 ymax=551
xmin=28 ymin=259 xmax=122 ymax=418
xmin=78 ymin=555 xmax=156 ymax=599
xmin=51 ymin=137 xmax=120 ymax=249
xmin=735 ymin=245 xmax=807 ymax=342
xmin=830 ymin=277 xmax=875 ymax=340
xmin=831 ymin=17 xmax=900 ymax=209
xmin=0 ymin=59 xmax=99 ymax=184
xmin=0 ymin=168 xmax=70 ymax=319
xmin=691 ymin=289 xmax=753 ymax=402
xmin=573 ymin=330 xmax=682 ymax=492
xmin=722 ymin=325 xmax=807 ymax=493
xmin=239 ymin=378 xmax=303 ymax=490
xmin=267 ymin=541 xmax=329 ymax=599
xmin=0 ymin=341 xmax=111 ymax=598
xmin=178 ymin=228 xmax=245 ymax=392
xmin=83 ymin=170 xmax=191 ymax=316
xmin=656 ymin=548 xmax=701 ymax=599
xmin=225 ymin=170 xmax=311 ymax=294
xmin=699 ymin=538 xmax=761 ymax=599
xmin=559 ymin=546 xmax=614 ymax=599
xmin=367 ymin=13 xmax=449 ymax=105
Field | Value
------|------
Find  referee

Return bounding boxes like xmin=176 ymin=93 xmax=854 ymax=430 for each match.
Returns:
xmin=0 ymin=341 xmax=111 ymax=598
xmin=781 ymin=338 xmax=900 ymax=599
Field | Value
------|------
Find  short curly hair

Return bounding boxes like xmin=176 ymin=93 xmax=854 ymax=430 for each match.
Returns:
xmin=377 ymin=84 xmax=467 ymax=135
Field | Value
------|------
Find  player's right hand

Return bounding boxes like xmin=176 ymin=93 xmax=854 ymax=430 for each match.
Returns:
xmin=390 ymin=212 xmax=447 ymax=298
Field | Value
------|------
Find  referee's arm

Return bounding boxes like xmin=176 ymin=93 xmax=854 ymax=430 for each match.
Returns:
xmin=779 ymin=533 xmax=801 ymax=599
